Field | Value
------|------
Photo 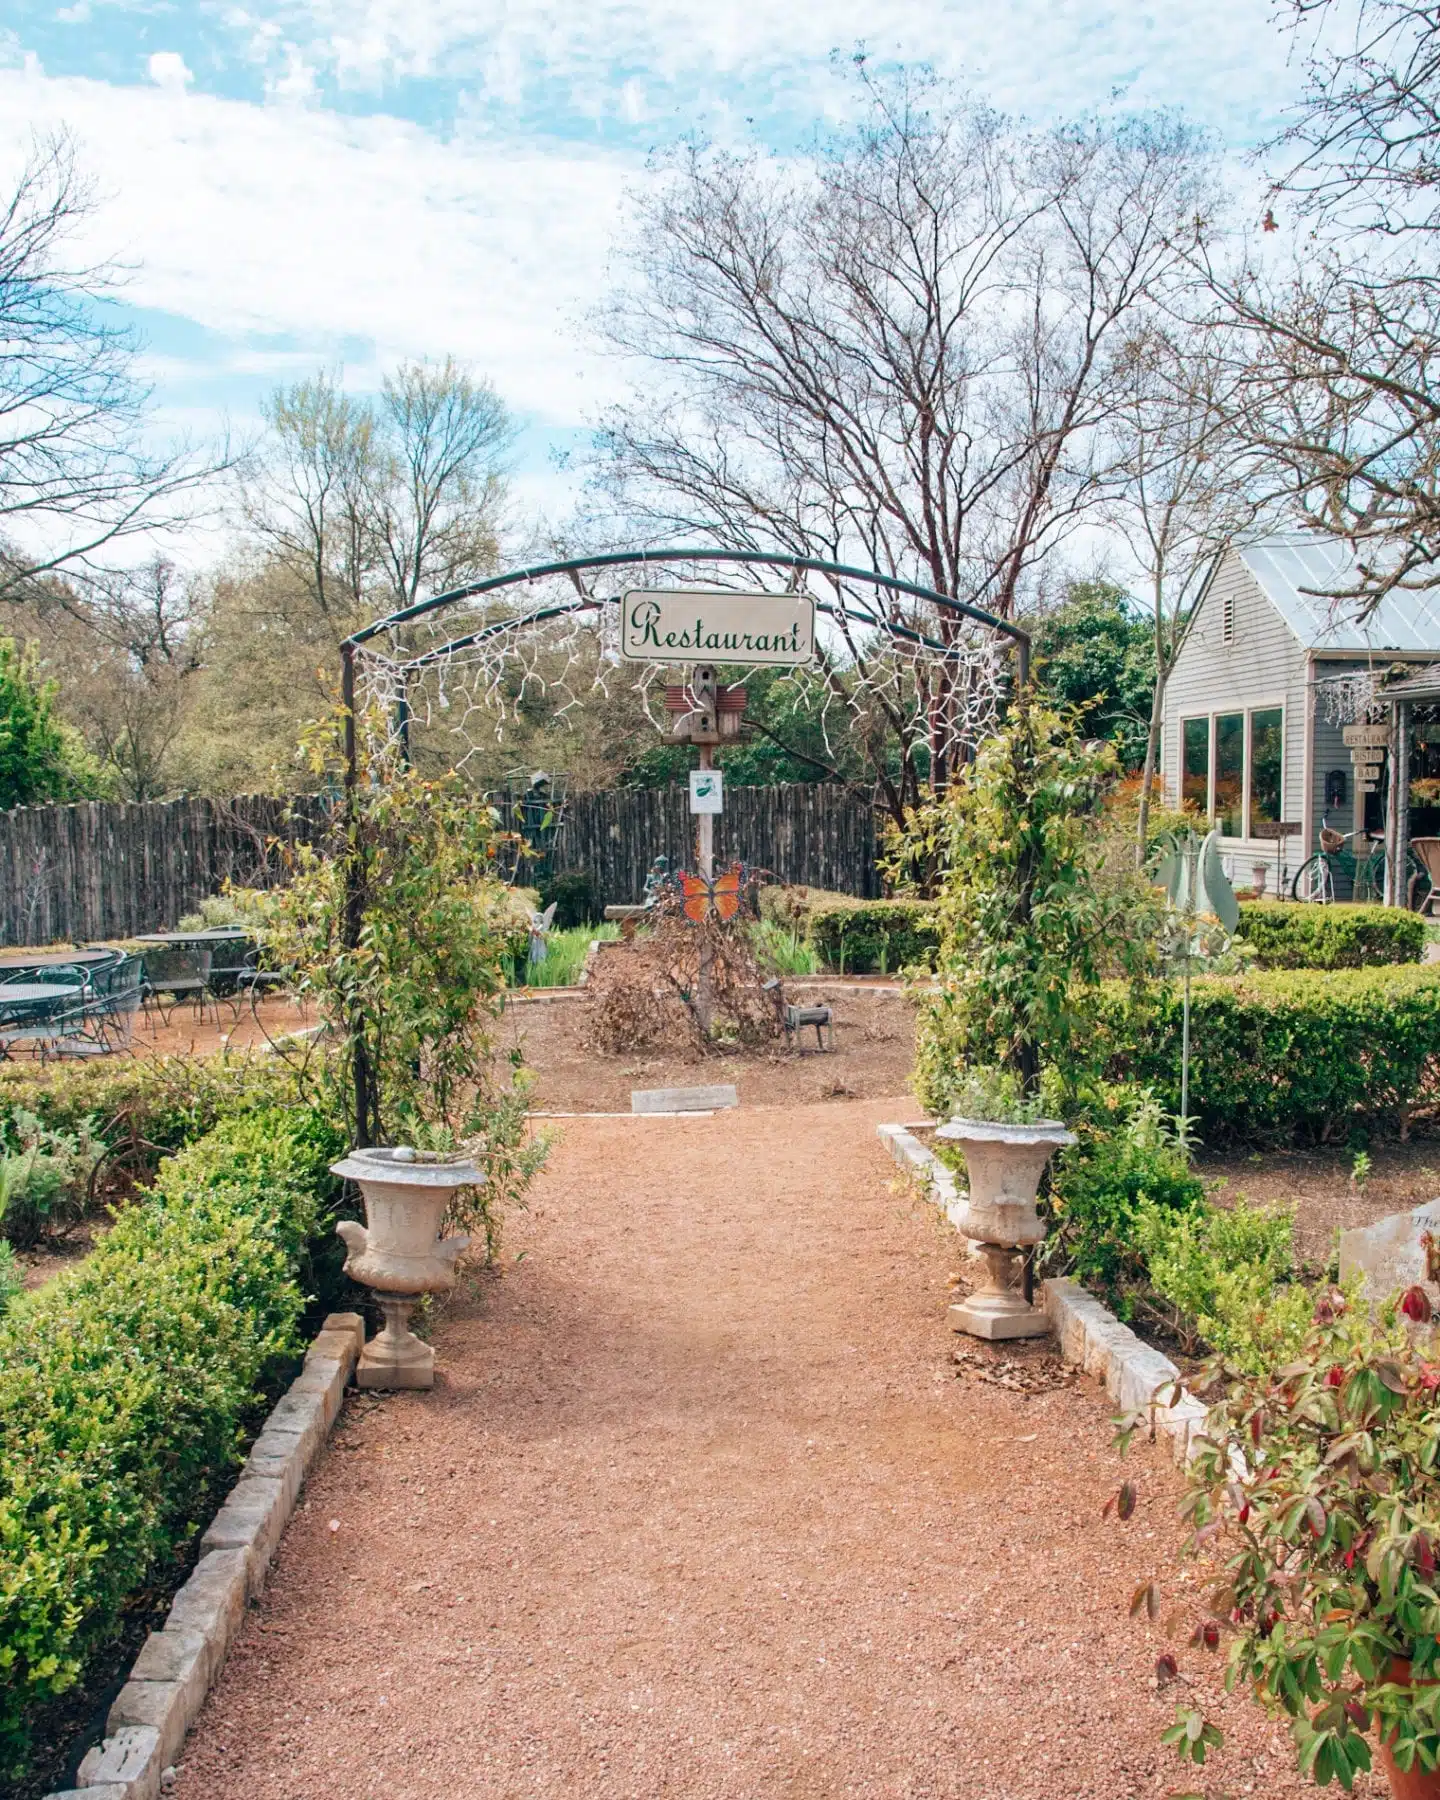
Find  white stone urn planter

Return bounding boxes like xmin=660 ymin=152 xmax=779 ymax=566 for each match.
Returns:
xmin=936 ymin=1116 xmax=1076 ymax=1340
xmin=330 ymin=1146 xmax=484 ymax=1389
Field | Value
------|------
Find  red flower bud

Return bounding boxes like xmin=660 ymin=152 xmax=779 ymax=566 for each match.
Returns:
xmin=1402 ymin=1285 xmax=1433 ymax=1324
xmin=1326 ymin=1366 xmax=1345 ymax=1388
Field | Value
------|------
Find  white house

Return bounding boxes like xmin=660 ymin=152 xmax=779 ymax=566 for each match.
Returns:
xmin=1161 ymin=537 xmax=1440 ymax=891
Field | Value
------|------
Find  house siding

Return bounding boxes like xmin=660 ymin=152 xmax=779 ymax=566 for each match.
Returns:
xmin=1161 ymin=553 xmax=1311 ymax=885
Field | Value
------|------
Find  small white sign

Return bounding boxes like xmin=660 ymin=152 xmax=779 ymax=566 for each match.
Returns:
xmin=689 ymin=768 xmax=723 ymax=814
xmin=620 ymin=588 xmax=816 ymax=666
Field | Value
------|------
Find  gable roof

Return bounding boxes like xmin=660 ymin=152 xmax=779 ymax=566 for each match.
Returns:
xmin=1234 ymin=537 xmax=1440 ymax=653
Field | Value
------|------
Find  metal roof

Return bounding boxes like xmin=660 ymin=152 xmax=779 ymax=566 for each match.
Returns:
xmin=1380 ymin=663 xmax=1440 ymax=702
xmin=1237 ymin=537 xmax=1440 ymax=653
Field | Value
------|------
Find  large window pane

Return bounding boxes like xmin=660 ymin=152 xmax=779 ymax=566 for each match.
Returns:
xmin=1215 ymin=712 xmax=1244 ymax=835
xmin=1249 ymin=708 xmax=1283 ymax=827
xmin=1182 ymin=718 xmax=1210 ymax=815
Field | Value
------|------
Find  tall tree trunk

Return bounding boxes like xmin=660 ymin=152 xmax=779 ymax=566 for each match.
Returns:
xmin=1135 ymin=666 xmax=1167 ymax=869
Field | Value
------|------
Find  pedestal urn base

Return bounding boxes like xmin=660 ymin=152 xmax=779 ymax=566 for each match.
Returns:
xmin=356 ymin=1297 xmax=434 ymax=1389
xmin=947 ymin=1243 xmax=1049 ymax=1340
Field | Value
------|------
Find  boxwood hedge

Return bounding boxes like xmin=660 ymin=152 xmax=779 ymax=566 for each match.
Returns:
xmin=1234 ymin=901 xmax=1426 ymax=970
xmin=0 ymin=1106 xmax=342 ymax=1775
xmin=1096 ymin=963 xmax=1440 ymax=1141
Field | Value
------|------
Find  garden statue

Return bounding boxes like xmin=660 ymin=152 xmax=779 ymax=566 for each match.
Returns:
xmin=527 ymin=900 xmax=557 ymax=965
xmin=642 ymin=855 xmax=672 ymax=908
xmin=331 ymin=1145 xmax=484 ymax=1389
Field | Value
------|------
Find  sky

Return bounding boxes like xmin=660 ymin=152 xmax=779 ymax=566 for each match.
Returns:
xmin=0 ymin=1 xmax=1315 ymax=546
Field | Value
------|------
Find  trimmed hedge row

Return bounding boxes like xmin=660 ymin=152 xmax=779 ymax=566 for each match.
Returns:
xmin=1096 ymin=963 xmax=1440 ymax=1141
xmin=0 ymin=1107 xmax=343 ymax=1773
xmin=1234 ymin=901 xmax=1426 ymax=970
xmin=766 ymin=890 xmax=1425 ymax=978
xmin=758 ymin=885 xmax=939 ymax=974
xmin=0 ymin=1051 xmax=321 ymax=1200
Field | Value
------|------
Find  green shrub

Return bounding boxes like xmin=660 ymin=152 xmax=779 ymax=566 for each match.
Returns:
xmin=0 ymin=1109 xmax=340 ymax=1775
xmin=0 ymin=1050 xmax=329 ymax=1203
xmin=1234 ymin=901 xmax=1425 ymax=969
xmin=1132 ymin=1192 xmax=1312 ymax=1371
xmin=0 ymin=1109 xmax=103 ymax=1248
xmin=750 ymin=918 xmax=820 ymax=978
xmin=0 ymin=1242 xmax=19 ymax=1315
xmin=807 ymin=897 xmax=939 ymax=974
xmin=1044 ymin=1089 xmax=1207 ymax=1301
xmin=1095 ymin=963 xmax=1440 ymax=1141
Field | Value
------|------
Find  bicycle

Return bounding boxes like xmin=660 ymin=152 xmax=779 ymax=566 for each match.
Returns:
xmin=1290 ymin=818 xmax=1424 ymax=903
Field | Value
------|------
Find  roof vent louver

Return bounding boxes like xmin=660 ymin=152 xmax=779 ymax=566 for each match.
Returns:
xmin=1222 ymin=590 xmax=1236 ymax=646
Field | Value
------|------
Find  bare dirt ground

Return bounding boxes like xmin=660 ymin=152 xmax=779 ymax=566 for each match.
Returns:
xmin=1201 ymin=1136 xmax=1440 ymax=1273
xmin=170 ymin=1097 xmax=1355 ymax=1800
xmin=502 ymin=983 xmax=919 ymax=1112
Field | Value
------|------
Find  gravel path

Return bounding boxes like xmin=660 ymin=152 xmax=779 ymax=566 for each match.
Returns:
xmin=173 ymin=1097 xmax=1364 ymax=1800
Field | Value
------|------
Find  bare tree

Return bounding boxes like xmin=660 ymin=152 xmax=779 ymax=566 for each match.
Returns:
xmin=0 ymin=133 xmax=223 ymax=604
xmin=239 ymin=358 xmax=511 ymax=635
xmin=593 ymin=71 xmax=1219 ymax=816
xmin=29 ymin=556 xmax=205 ymax=799
xmin=1104 ymin=327 xmax=1272 ymax=859
xmin=369 ymin=357 xmax=510 ymax=608
xmin=1203 ymin=2 xmax=1440 ymax=615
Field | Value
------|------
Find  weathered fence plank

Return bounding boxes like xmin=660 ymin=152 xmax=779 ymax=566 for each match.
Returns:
xmin=0 ymin=793 xmax=332 ymax=946
xmin=527 ymin=782 xmax=880 ymax=903
xmin=0 ymin=783 xmax=878 ymax=945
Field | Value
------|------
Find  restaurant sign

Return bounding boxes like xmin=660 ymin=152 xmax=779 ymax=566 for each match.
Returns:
xmin=619 ymin=589 xmax=816 ymax=667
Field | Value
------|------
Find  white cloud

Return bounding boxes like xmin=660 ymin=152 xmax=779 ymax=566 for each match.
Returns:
xmin=227 ymin=0 xmax=1300 ymax=141
xmin=147 ymin=51 xmax=194 ymax=93
xmin=0 ymin=65 xmax=636 ymax=426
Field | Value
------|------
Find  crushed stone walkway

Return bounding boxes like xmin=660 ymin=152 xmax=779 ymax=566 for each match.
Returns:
xmin=173 ymin=1097 xmax=1328 ymax=1800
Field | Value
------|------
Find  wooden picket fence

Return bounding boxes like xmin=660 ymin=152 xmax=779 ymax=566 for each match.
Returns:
xmin=527 ymin=783 xmax=880 ymax=902
xmin=0 ymin=793 xmax=332 ymax=947
xmin=0 ymin=782 xmax=879 ymax=946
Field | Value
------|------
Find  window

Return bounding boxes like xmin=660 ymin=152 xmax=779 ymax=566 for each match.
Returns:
xmin=1182 ymin=718 xmax=1210 ymax=815
xmin=1249 ymin=708 xmax=1283 ymax=828
xmin=1178 ymin=705 xmax=1285 ymax=835
xmin=1215 ymin=712 xmax=1244 ymax=835
xmin=1222 ymin=591 xmax=1236 ymax=645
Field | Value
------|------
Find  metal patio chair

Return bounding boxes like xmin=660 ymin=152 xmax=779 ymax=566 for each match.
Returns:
xmin=0 ymin=967 xmax=92 ymax=1060
xmin=62 ymin=953 xmax=145 ymax=1055
xmin=141 ymin=944 xmax=216 ymax=1026
xmin=1410 ymin=837 xmax=1440 ymax=915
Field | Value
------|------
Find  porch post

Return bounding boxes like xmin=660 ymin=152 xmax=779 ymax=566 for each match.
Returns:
xmin=1301 ymin=654 xmax=1316 ymax=885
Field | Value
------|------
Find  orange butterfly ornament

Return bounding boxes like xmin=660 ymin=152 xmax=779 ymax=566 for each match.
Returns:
xmin=676 ymin=863 xmax=746 ymax=923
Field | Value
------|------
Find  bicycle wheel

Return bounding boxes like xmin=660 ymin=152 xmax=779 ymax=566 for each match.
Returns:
xmin=1291 ymin=854 xmax=1335 ymax=903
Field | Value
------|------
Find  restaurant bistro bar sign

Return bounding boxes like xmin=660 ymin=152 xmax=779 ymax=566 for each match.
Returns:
xmin=619 ymin=588 xmax=816 ymax=667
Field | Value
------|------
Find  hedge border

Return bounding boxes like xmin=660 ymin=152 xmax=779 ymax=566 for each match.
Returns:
xmin=48 ymin=1314 xmax=362 ymax=1800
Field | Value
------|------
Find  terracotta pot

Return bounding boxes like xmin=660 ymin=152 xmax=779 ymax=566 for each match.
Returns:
xmin=1379 ymin=1660 xmax=1440 ymax=1800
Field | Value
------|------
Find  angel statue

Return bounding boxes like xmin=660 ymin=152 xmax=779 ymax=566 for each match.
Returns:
xmin=527 ymin=901 xmax=558 ymax=965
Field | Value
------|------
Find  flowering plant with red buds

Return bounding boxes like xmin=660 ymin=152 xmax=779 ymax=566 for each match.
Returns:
xmin=1116 ymin=1287 xmax=1440 ymax=1789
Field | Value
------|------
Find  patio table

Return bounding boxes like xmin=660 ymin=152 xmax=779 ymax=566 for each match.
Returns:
xmin=0 ymin=983 xmax=80 ymax=1006
xmin=0 ymin=949 xmax=114 ymax=972
xmin=132 ymin=931 xmax=248 ymax=946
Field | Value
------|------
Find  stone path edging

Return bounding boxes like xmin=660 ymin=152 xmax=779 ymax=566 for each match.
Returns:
xmin=45 ymin=1312 xmax=364 ymax=1800
xmin=878 ymin=1121 xmax=1208 ymax=1464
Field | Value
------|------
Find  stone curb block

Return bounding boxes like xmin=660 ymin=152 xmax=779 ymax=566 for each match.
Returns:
xmin=875 ymin=1121 xmax=977 ymax=1240
xmin=51 ymin=1312 xmax=362 ymax=1800
xmin=877 ymin=1123 xmax=1206 ymax=1463
xmin=1042 ymin=1278 xmax=1206 ymax=1463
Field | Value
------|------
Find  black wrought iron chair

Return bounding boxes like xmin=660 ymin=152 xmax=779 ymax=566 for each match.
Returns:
xmin=0 ymin=967 xmax=92 ymax=1060
xmin=141 ymin=944 xmax=216 ymax=1025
